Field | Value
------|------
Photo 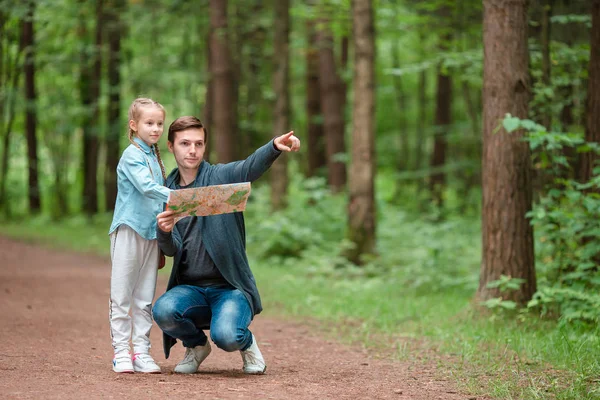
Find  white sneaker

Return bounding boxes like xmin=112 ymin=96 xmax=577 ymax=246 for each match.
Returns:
xmin=112 ymin=351 xmax=134 ymax=373
xmin=132 ymin=353 xmax=161 ymax=374
xmin=174 ymin=341 xmax=212 ymax=374
xmin=240 ymin=334 xmax=266 ymax=374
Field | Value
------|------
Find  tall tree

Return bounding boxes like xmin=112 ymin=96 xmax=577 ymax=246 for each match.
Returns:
xmin=104 ymin=0 xmax=123 ymax=211
xmin=209 ymin=0 xmax=236 ymax=163
xmin=478 ymin=0 xmax=536 ymax=305
xmin=318 ymin=15 xmax=347 ymax=192
xmin=79 ymin=0 xmax=102 ymax=215
xmin=429 ymin=49 xmax=452 ymax=208
xmin=21 ymin=0 xmax=41 ymax=213
xmin=347 ymin=0 xmax=376 ymax=264
xmin=580 ymin=0 xmax=600 ymax=184
xmin=306 ymin=16 xmax=326 ymax=177
xmin=270 ymin=0 xmax=290 ymax=210
xmin=540 ymin=0 xmax=553 ymax=129
xmin=203 ymin=30 xmax=213 ymax=163
xmin=0 ymin=10 xmax=22 ymax=215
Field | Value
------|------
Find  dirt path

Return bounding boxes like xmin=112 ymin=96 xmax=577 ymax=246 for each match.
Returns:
xmin=0 ymin=236 xmax=482 ymax=399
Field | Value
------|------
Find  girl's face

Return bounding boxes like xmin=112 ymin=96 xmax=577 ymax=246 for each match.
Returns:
xmin=129 ymin=106 xmax=165 ymax=147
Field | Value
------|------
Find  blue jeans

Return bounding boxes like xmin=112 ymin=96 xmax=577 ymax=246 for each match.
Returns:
xmin=152 ymin=284 xmax=253 ymax=352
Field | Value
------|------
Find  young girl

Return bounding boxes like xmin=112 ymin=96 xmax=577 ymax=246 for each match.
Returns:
xmin=108 ymin=98 xmax=171 ymax=373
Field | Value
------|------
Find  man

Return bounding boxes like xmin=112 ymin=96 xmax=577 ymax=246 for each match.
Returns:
xmin=152 ymin=116 xmax=300 ymax=374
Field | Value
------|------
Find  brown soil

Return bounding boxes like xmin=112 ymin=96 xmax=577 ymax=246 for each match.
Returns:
xmin=0 ymin=236 xmax=486 ymax=399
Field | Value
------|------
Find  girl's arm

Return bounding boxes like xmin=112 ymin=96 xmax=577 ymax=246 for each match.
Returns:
xmin=121 ymin=149 xmax=171 ymax=202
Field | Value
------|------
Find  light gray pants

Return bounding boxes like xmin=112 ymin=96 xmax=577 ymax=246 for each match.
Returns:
xmin=109 ymin=225 xmax=159 ymax=354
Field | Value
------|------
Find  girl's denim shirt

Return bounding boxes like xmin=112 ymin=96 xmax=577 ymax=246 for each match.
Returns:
xmin=108 ymin=137 xmax=171 ymax=240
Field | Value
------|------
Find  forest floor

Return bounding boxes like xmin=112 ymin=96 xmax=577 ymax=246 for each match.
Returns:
xmin=0 ymin=236 xmax=489 ymax=400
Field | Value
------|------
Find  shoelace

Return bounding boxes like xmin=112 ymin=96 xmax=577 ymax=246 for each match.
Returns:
xmin=181 ymin=348 xmax=197 ymax=364
xmin=242 ymin=349 xmax=261 ymax=366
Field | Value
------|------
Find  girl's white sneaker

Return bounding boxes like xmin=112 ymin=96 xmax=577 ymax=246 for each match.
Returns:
xmin=132 ymin=353 xmax=161 ymax=373
xmin=112 ymin=351 xmax=134 ymax=373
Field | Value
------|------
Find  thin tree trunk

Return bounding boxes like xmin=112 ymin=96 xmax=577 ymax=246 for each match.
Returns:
xmin=21 ymin=0 xmax=41 ymax=213
xmin=245 ymin=0 xmax=266 ymax=152
xmin=478 ymin=0 xmax=536 ymax=305
xmin=416 ymin=68 xmax=427 ymax=193
xmin=580 ymin=0 xmax=600 ymax=184
xmin=540 ymin=0 xmax=553 ymax=129
xmin=209 ymin=0 xmax=236 ymax=163
xmin=306 ymin=18 xmax=326 ymax=177
xmin=79 ymin=0 xmax=102 ymax=215
xmin=204 ymin=29 xmax=213 ymax=163
xmin=104 ymin=0 xmax=123 ymax=211
xmin=347 ymin=0 xmax=376 ymax=264
xmin=0 ymin=30 xmax=22 ymax=215
xmin=391 ymin=42 xmax=409 ymax=172
xmin=429 ymin=61 xmax=452 ymax=208
xmin=318 ymin=21 xmax=347 ymax=192
xmin=270 ymin=0 xmax=290 ymax=211
xmin=462 ymin=80 xmax=481 ymax=193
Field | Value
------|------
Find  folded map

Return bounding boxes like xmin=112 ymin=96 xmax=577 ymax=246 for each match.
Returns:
xmin=167 ymin=182 xmax=252 ymax=222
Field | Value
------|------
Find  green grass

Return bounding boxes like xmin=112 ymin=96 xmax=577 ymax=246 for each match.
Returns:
xmin=1 ymin=203 xmax=599 ymax=399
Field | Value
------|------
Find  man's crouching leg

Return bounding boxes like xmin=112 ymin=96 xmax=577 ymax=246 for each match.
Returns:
xmin=210 ymin=288 xmax=266 ymax=374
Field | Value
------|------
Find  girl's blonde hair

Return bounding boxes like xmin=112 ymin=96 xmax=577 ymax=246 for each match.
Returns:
xmin=127 ymin=97 xmax=167 ymax=181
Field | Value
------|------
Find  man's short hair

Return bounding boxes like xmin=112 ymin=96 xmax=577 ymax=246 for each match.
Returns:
xmin=168 ymin=116 xmax=207 ymax=143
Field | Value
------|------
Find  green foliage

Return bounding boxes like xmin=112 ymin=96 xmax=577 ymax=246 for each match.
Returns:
xmin=503 ymin=114 xmax=600 ymax=325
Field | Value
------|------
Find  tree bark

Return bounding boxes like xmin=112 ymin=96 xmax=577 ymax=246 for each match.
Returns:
xmin=306 ymin=18 xmax=326 ymax=177
xmin=429 ymin=60 xmax=452 ymax=208
xmin=79 ymin=0 xmax=102 ymax=215
xmin=270 ymin=0 xmax=290 ymax=211
xmin=204 ymin=29 xmax=213 ymax=163
xmin=0 ymin=16 xmax=22 ymax=215
xmin=478 ymin=0 xmax=536 ymax=305
xmin=540 ymin=0 xmax=553 ymax=129
xmin=415 ymin=68 xmax=427 ymax=193
xmin=209 ymin=0 xmax=236 ymax=163
xmin=580 ymin=0 xmax=600 ymax=184
xmin=104 ymin=0 xmax=123 ymax=212
xmin=347 ymin=0 xmax=376 ymax=264
xmin=318 ymin=20 xmax=347 ymax=192
xmin=21 ymin=0 xmax=41 ymax=213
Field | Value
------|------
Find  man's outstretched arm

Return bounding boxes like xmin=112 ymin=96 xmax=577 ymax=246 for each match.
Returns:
xmin=156 ymin=210 xmax=182 ymax=257
xmin=213 ymin=131 xmax=301 ymax=184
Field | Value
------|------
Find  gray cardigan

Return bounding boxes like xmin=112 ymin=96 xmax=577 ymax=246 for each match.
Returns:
xmin=157 ymin=140 xmax=281 ymax=358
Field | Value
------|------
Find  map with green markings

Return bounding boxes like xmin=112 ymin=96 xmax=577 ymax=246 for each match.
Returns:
xmin=167 ymin=182 xmax=252 ymax=222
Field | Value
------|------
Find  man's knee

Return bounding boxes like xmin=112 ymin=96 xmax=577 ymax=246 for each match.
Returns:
xmin=152 ymin=295 xmax=178 ymax=328
xmin=211 ymin=326 xmax=246 ymax=352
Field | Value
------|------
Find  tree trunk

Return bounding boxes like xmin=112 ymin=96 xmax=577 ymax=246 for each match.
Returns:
xmin=0 ymin=17 xmax=22 ymax=215
xmin=429 ymin=62 xmax=452 ymax=208
xmin=391 ymin=42 xmax=409 ymax=172
xmin=270 ymin=0 xmax=290 ymax=211
xmin=540 ymin=0 xmax=553 ymax=129
xmin=416 ymin=68 xmax=427 ymax=193
xmin=306 ymin=18 xmax=326 ymax=177
xmin=347 ymin=0 xmax=376 ymax=265
xmin=318 ymin=20 xmax=347 ymax=192
xmin=209 ymin=0 xmax=236 ymax=163
xmin=204 ymin=30 xmax=213 ymax=163
xmin=244 ymin=0 xmax=267 ymax=153
xmin=21 ymin=0 xmax=41 ymax=213
xmin=478 ymin=0 xmax=536 ymax=305
xmin=580 ymin=0 xmax=600 ymax=184
xmin=79 ymin=0 xmax=102 ymax=215
xmin=104 ymin=0 xmax=123 ymax=212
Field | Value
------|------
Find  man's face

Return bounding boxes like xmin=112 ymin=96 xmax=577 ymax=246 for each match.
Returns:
xmin=168 ymin=128 xmax=206 ymax=171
